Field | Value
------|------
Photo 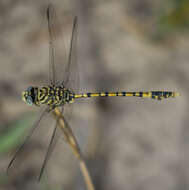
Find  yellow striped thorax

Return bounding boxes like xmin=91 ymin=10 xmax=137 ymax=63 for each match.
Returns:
xmin=22 ymin=86 xmax=75 ymax=107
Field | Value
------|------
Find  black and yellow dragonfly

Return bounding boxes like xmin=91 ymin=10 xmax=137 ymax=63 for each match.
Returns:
xmin=7 ymin=3 xmax=180 ymax=181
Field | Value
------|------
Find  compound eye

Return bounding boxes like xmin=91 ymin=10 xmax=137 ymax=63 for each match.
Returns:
xmin=22 ymin=86 xmax=35 ymax=106
xmin=26 ymin=86 xmax=33 ymax=92
xmin=26 ymin=96 xmax=33 ymax=105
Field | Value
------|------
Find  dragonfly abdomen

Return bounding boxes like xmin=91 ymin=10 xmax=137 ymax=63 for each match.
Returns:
xmin=73 ymin=91 xmax=179 ymax=100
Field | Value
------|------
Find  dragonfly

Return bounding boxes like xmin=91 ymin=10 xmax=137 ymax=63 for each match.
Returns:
xmin=7 ymin=3 xmax=180 ymax=182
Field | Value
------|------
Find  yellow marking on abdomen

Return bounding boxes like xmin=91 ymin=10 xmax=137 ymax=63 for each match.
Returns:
xmin=74 ymin=91 xmax=180 ymax=100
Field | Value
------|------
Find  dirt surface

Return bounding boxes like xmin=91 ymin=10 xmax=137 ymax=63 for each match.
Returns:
xmin=0 ymin=0 xmax=187 ymax=190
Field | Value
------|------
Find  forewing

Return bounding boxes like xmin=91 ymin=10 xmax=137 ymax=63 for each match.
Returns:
xmin=64 ymin=16 xmax=80 ymax=93
xmin=6 ymin=107 xmax=56 ymax=180
xmin=38 ymin=107 xmax=64 ymax=181
xmin=38 ymin=107 xmax=81 ymax=184
xmin=38 ymin=116 xmax=59 ymax=181
xmin=47 ymin=4 xmax=68 ymax=86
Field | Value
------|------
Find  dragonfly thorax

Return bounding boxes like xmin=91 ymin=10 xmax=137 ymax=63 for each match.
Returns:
xmin=22 ymin=86 xmax=74 ymax=107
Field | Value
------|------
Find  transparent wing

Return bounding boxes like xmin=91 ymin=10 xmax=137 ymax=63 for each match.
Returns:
xmin=38 ymin=107 xmax=63 ymax=181
xmin=38 ymin=107 xmax=82 ymax=184
xmin=62 ymin=17 xmax=80 ymax=126
xmin=64 ymin=16 xmax=80 ymax=93
xmin=47 ymin=4 xmax=79 ymax=92
xmin=47 ymin=4 xmax=79 ymax=123
xmin=47 ymin=4 xmax=68 ymax=86
xmin=6 ymin=107 xmax=55 ymax=179
xmin=38 ymin=118 xmax=58 ymax=181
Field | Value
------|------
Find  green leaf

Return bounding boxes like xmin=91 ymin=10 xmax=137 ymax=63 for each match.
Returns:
xmin=0 ymin=114 xmax=36 ymax=154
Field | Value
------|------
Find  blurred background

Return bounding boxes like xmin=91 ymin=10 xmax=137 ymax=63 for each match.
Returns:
xmin=0 ymin=0 xmax=187 ymax=189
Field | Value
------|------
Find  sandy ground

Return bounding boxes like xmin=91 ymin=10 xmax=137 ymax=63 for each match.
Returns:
xmin=0 ymin=0 xmax=188 ymax=190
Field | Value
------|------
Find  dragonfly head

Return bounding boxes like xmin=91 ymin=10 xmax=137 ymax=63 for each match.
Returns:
xmin=22 ymin=86 xmax=36 ymax=106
